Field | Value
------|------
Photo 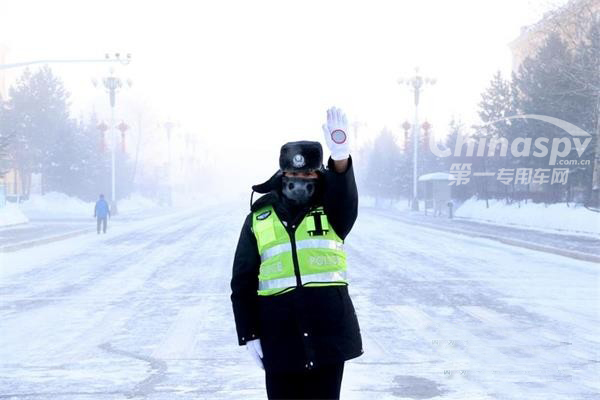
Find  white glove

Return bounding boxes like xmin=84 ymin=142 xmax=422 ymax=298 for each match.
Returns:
xmin=246 ymin=338 xmax=264 ymax=370
xmin=322 ymin=106 xmax=351 ymax=161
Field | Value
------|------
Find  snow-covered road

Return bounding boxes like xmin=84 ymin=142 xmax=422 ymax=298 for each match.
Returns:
xmin=1 ymin=203 xmax=598 ymax=399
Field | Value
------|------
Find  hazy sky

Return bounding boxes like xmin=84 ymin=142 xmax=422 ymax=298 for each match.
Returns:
xmin=0 ymin=0 xmax=566 ymax=191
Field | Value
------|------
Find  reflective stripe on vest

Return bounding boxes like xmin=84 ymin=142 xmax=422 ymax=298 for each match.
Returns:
xmin=260 ymin=239 xmax=344 ymax=262
xmin=252 ymin=204 xmax=348 ymax=296
xmin=258 ymin=270 xmax=347 ymax=290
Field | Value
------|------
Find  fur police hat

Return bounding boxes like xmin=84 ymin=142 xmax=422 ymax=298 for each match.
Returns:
xmin=279 ymin=140 xmax=324 ymax=172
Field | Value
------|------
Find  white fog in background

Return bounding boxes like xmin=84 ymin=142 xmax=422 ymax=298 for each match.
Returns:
xmin=0 ymin=0 xmax=568 ymax=199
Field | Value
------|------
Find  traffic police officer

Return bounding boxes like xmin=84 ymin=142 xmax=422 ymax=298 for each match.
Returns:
xmin=231 ymin=107 xmax=363 ymax=399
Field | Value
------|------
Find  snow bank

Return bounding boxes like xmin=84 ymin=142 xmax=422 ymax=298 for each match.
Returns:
xmin=118 ymin=193 xmax=160 ymax=213
xmin=455 ymin=197 xmax=600 ymax=236
xmin=0 ymin=203 xmax=29 ymax=227
xmin=20 ymin=192 xmax=161 ymax=219
xmin=359 ymin=195 xmax=410 ymax=211
xmin=20 ymin=192 xmax=93 ymax=218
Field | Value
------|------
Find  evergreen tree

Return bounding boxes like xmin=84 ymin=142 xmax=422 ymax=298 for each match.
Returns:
xmin=418 ymin=123 xmax=445 ymax=176
xmin=570 ymin=16 xmax=599 ymax=206
xmin=4 ymin=66 xmax=72 ymax=195
xmin=363 ymin=128 xmax=405 ymax=204
xmin=476 ymin=71 xmax=519 ymax=203
xmin=62 ymin=114 xmax=111 ymax=201
xmin=514 ymin=29 xmax=598 ymax=203
xmin=0 ymin=100 xmax=12 ymax=175
xmin=80 ymin=113 xmax=112 ymax=201
xmin=2 ymin=66 xmax=127 ymax=201
xmin=443 ymin=118 xmax=474 ymax=201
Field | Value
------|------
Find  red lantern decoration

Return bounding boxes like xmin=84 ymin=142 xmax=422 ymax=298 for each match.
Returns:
xmin=421 ymin=121 xmax=431 ymax=152
xmin=117 ymin=121 xmax=129 ymax=153
xmin=97 ymin=121 xmax=109 ymax=152
xmin=402 ymin=121 xmax=411 ymax=151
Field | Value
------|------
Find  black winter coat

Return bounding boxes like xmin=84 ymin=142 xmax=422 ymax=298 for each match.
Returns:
xmin=230 ymin=156 xmax=364 ymax=373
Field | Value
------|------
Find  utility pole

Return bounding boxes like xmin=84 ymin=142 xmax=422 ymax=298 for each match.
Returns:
xmin=92 ymin=55 xmax=132 ymax=214
xmin=398 ymin=67 xmax=436 ymax=211
xmin=162 ymin=120 xmax=178 ymax=206
xmin=591 ymin=97 xmax=600 ymax=207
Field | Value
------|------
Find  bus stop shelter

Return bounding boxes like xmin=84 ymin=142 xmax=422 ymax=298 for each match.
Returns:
xmin=418 ymin=172 xmax=456 ymax=217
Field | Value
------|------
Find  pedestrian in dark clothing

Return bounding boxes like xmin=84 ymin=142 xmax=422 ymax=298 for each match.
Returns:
xmin=231 ymin=107 xmax=363 ymax=399
xmin=94 ymin=194 xmax=111 ymax=234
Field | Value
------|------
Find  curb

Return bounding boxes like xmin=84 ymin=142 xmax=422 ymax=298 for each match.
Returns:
xmin=452 ymin=216 xmax=599 ymax=238
xmin=0 ymin=221 xmax=29 ymax=229
xmin=0 ymin=228 xmax=95 ymax=253
xmin=0 ymin=209 xmax=186 ymax=253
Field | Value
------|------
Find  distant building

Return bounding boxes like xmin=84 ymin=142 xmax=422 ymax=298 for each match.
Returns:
xmin=509 ymin=0 xmax=600 ymax=72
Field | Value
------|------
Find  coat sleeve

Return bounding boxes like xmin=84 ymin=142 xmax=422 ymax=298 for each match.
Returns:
xmin=323 ymin=155 xmax=359 ymax=240
xmin=230 ymin=212 xmax=261 ymax=346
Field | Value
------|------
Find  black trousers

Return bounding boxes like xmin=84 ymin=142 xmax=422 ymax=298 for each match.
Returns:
xmin=265 ymin=361 xmax=345 ymax=400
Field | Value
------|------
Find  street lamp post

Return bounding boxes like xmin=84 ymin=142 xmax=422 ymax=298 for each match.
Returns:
xmin=93 ymin=59 xmax=132 ymax=214
xmin=398 ymin=68 xmax=436 ymax=211
xmin=162 ymin=121 xmax=178 ymax=206
xmin=401 ymin=120 xmax=412 ymax=208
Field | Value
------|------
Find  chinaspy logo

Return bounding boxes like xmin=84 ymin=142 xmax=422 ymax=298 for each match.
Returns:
xmin=430 ymin=114 xmax=592 ymax=164
xmin=427 ymin=115 xmax=593 ymax=186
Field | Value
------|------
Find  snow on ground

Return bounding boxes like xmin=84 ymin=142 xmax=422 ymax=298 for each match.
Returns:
xmin=0 ymin=203 xmax=29 ymax=227
xmin=118 ymin=193 xmax=161 ymax=214
xmin=359 ymin=195 xmax=410 ymax=211
xmin=20 ymin=192 xmax=93 ymax=219
xmin=0 ymin=201 xmax=598 ymax=399
xmin=455 ymin=197 xmax=600 ymax=236
xmin=19 ymin=192 xmax=161 ymax=219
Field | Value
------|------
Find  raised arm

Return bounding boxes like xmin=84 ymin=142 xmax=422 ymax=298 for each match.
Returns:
xmin=323 ymin=155 xmax=358 ymax=240
xmin=321 ymin=107 xmax=358 ymax=239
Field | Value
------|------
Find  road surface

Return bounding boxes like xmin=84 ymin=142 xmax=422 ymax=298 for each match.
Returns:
xmin=1 ymin=202 xmax=598 ymax=399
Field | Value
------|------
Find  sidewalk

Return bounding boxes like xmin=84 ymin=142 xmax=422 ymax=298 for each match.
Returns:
xmin=0 ymin=220 xmax=94 ymax=252
xmin=363 ymin=206 xmax=600 ymax=263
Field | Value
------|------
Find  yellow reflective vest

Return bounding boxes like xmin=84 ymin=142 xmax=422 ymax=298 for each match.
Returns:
xmin=252 ymin=204 xmax=348 ymax=296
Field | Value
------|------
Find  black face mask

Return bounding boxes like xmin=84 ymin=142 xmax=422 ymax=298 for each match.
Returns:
xmin=281 ymin=176 xmax=319 ymax=206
